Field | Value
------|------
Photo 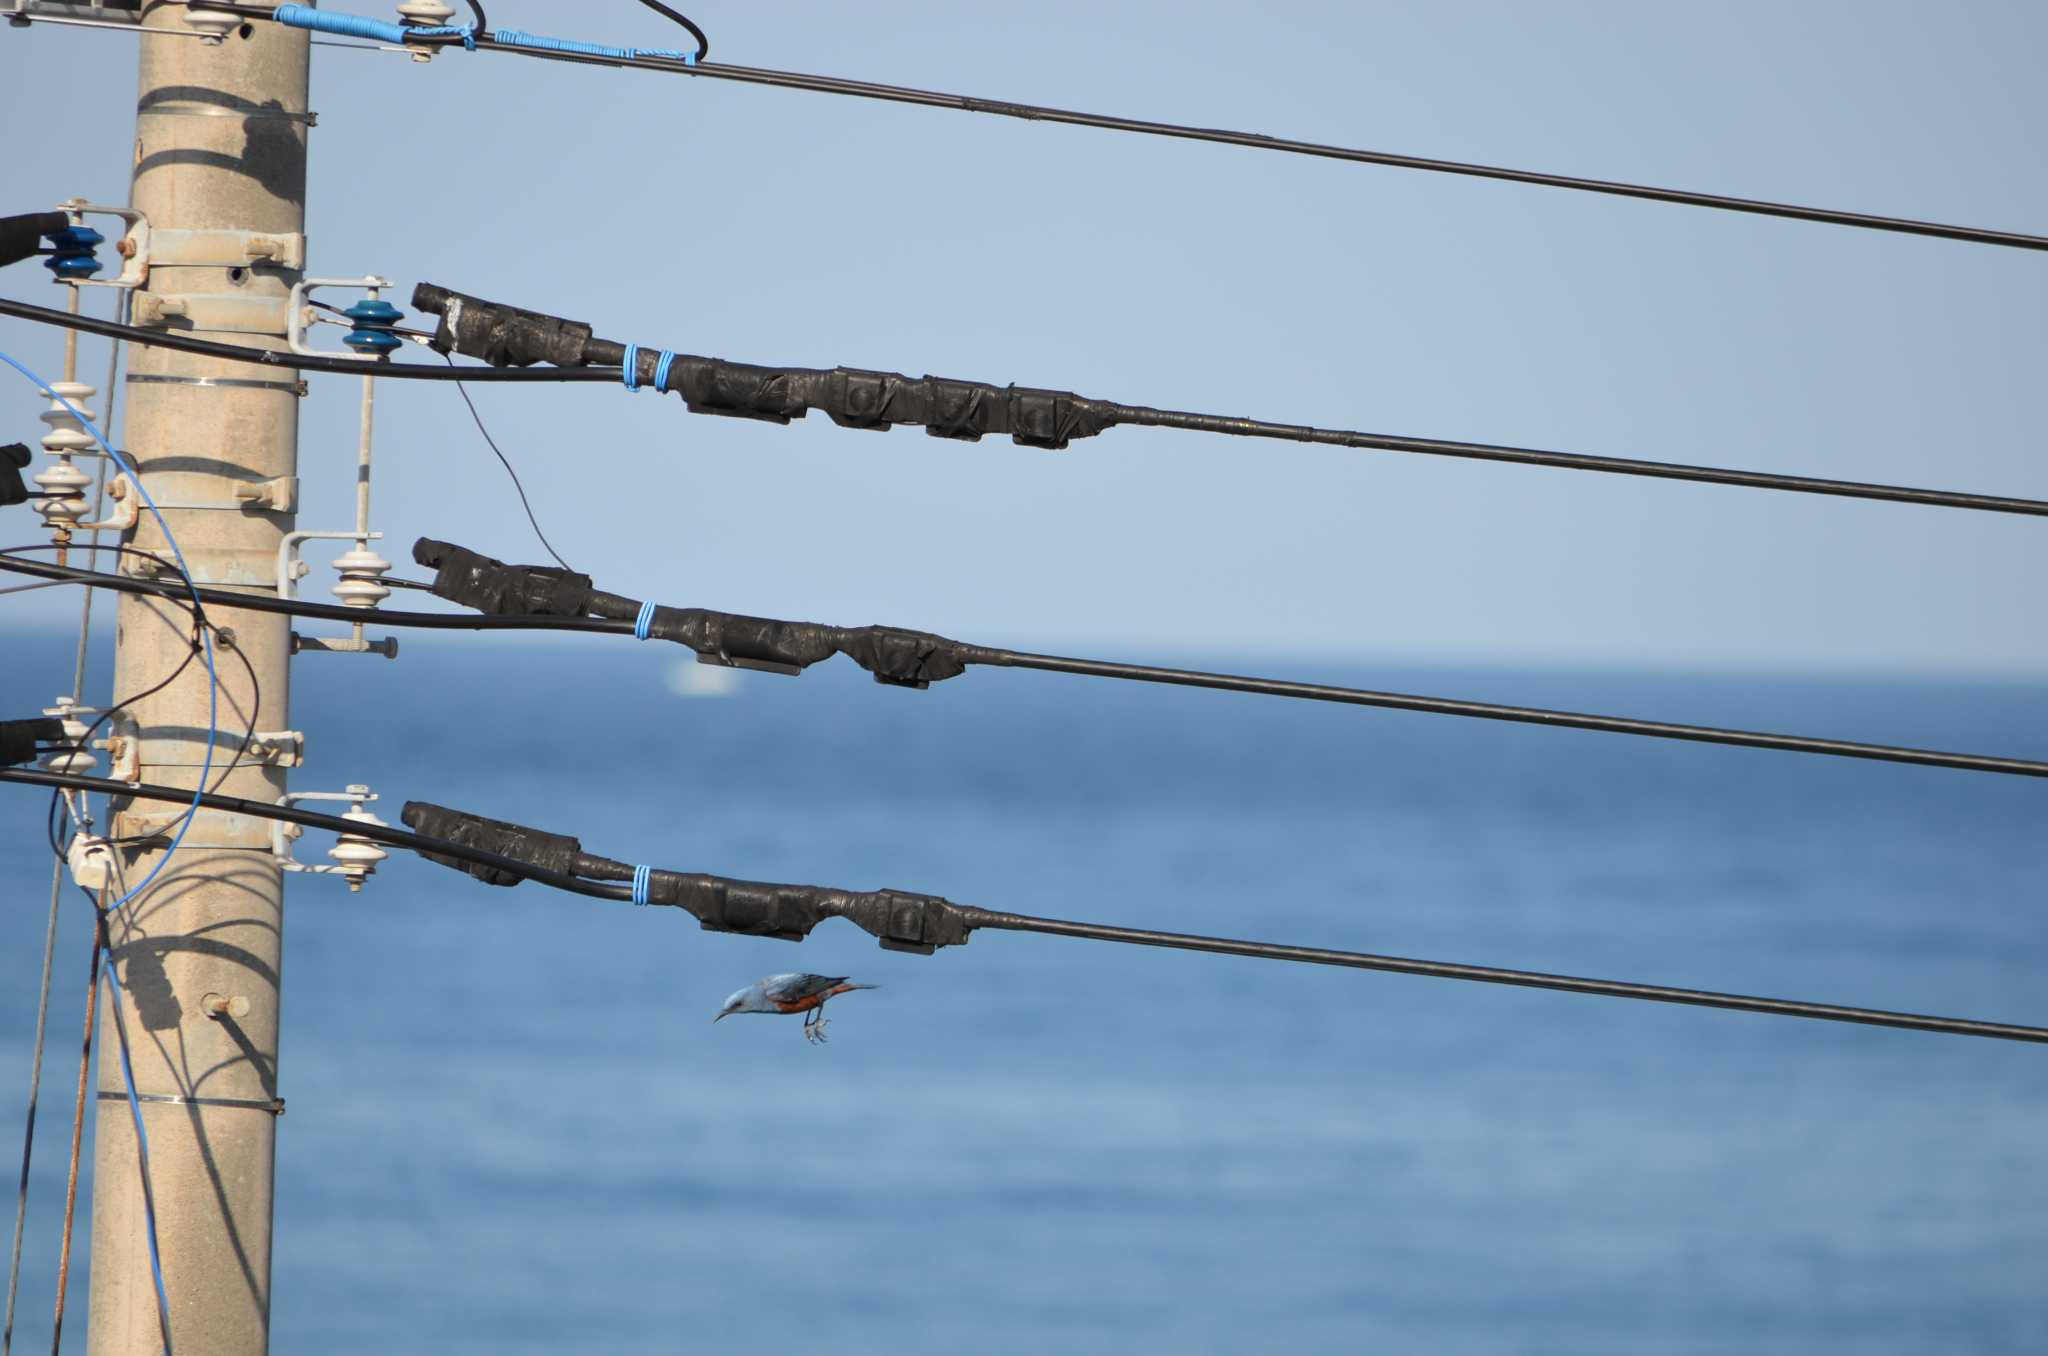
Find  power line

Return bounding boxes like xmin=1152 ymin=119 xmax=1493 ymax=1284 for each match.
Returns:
xmin=11 ymin=286 xmax=2047 ymax=518
xmin=12 ymin=770 xmax=2040 ymax=1047
xmin=436 ymin=280 xmax=2048 ymax=517
xmin=978 ymin=650 xmax=2048 ymax=781
xmin=14 ymin=546 xmax=2047 ymax=783
xmin=955 ymin=909 xmax=2048 ymax=1046
xmin=0 ymin=295 xmax=619 ymax=383
xmin=205 ymin=5 xmax=2048 ymax=254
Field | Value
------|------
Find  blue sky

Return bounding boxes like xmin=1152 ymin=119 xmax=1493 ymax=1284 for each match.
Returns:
xmin=3 ymin=1 xmax=2044 ymax=673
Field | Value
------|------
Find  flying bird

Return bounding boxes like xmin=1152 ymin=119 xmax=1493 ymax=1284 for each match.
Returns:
xmin=714 ymin=973 xmax=878 ymax=1043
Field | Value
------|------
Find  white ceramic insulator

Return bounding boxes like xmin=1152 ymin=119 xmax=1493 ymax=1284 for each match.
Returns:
xmin=40 ymin=698 xmax=97 ymax=776
xmin=39 ymin=382 xmax=97 ymax=458
xmin=185 ymin=6 xmax=240 ymax=40
xmin=36 ymin=381 xmax=97 ymax=535
xmin=331 ymin=807 xmax=390 ymax=892
xmin=33 ymin=461 xmax=92 ymax=533
xmin=397 ymin=0 xmax=457 ymax=21
xmin=331 ymin=547 xmax=392 ymax=609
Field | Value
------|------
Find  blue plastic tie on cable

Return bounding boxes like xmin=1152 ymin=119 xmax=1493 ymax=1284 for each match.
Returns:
xmin=411 ymin=24 xmax=477 ymax=50
xmin=621 ymin=342 xmax=641 ymax=391
xmin=272 ymin=4 xmax=409 ymax=44
xmin=631 ymin=864 xmax=653 ymax=906
xmin=633 ymin=600 xmax=656 ymax=641
xmin=652 ymin=350 xmax=678 ymax=394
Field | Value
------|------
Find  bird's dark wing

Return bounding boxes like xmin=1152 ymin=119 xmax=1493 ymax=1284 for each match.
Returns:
xmin=764 ymin=974 xmax=849 ymax=1003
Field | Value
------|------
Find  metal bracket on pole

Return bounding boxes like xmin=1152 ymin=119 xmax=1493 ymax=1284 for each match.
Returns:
xmin=54 ymin=199 xmax=148 ymax=291
xmin=270 ymin=786 xmax=388 ymax=890
xmin=133 ymin=291 xmax=292 ymax=335
xmin=149 ymin=227 xmax=307 ymax=272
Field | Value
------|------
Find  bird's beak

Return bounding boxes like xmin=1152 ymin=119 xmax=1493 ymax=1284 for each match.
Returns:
xmin=712 ymin=1011 xmax=727 ymax=1023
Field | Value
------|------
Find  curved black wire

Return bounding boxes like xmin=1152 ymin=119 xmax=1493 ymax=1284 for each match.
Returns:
xmin=15 ymin=543 xmax=263 ymax=850
xmin=442 ymin=354 xmax=576 ymax=571
xmin=463 ymin=0 xmax=487 ymax=31
xmin=630 ymin=0 xmax=708 ymax=62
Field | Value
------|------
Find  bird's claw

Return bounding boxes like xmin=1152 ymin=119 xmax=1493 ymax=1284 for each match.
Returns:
xmin=804 ymin=1018 xmax=830 ymax=1044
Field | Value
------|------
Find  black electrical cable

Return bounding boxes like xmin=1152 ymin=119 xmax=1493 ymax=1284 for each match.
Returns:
xmin=9 ymin=543 xmax=260 ymax=853
xmin=441 ymin=39 xmax=2047 ymax=254
xmin=0 ymin=295 xmax=622 ymax=383
xmin=629 ymin=0 xmax=708 ymax=62
xmin=0 ymin=551 xmax=630 ymax=635
xmin=12 ymin=549 xmax=2048 ymax=783
xmin=15 ymin=287 xmax=2048 ymax=518
xmin=5 ymin=767 xmax=629 ymax=902
xmin=425 ymin=282 xmax=2048 ymax=519
xmin=975 ymin=649 xmax=2048 ymax=781
xmin=1099 ymin=403 xmax=2048 ymax=518
xmin=462 ymin=0 xmax=486 ymax=31
xmin=442 ymin=354 xmax=576 ymax=571
xmin=953 ymin=908 xmax=2048 ymax=1046
xmin=195 ymin=5 xmax=2048 ymax=252
xmin=6 ymin=768 xmax=2044 ymax=1046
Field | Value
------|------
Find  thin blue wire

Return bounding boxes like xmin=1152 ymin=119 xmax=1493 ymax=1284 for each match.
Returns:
xmin=622 ymin=342 xmax=641 ymax=391
xmin=633 ymin=600 xmax=656 ymax=640
xmin=631 ymin=864 xmax=652 ymax=906
xmin=2 ymin=347 xmax=217 ymax=1356
xmin=652 ymin=350 xmax=677 ymax=394
xmin=0 ymin=349 xmax=219 ymax=916
xmin=98 ymin=955 xmax=174 ymax=1356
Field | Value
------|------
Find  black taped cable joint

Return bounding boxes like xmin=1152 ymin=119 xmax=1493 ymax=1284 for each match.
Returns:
xmin=412 ymin=537 xmax=987 ymax=687
xmin=406 ymin=282 xmax=2048 ymax=514
xmin=400 ymin=801 xmax=973 ymax=953
xmin=1 ymin=717 xmax=66 ymax=769
xmin=412 ymin=283 xmax=1117 ymax=450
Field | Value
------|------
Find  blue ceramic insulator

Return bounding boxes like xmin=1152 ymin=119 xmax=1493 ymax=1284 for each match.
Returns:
xmin=43 ymin=226 xmax=105 ymax=281
xmin=341 ymin=297 xmax=405 ymax=354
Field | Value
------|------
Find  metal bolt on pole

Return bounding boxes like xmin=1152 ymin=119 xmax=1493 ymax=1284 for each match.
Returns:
xmin=86 ymin=5 xmax=308 ymax=1353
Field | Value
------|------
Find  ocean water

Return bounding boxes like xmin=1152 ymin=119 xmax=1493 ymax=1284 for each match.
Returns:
xmin=3 ymin=632 xmax=2045 ymax=1353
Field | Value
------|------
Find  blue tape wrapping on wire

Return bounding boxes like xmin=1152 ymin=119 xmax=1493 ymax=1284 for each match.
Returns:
xmin=493 ymin=28 xmax=697 ymax=64
xmin=633 ymin=600 xmax=657 ymax=641
xmin=271 ymin=5 xmax=475 ymax=47
xmin=272 ymin=4 xmax=409 ymax=43
xmin=632 ymin=864 xmax=653 ymax=906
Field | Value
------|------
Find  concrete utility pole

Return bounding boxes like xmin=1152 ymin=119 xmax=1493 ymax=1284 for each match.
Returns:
xmin=88 ymin=5 xmax=309 ymax=1352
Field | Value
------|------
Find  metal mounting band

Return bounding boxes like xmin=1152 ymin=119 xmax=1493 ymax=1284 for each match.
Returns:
xmin=138 ymin=104 xmax=319 ymax=126
xmin=98 ymin=1090 xmax=286 ymax=1116
xmin=127 ymin=373 xmax=308 ymax=397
